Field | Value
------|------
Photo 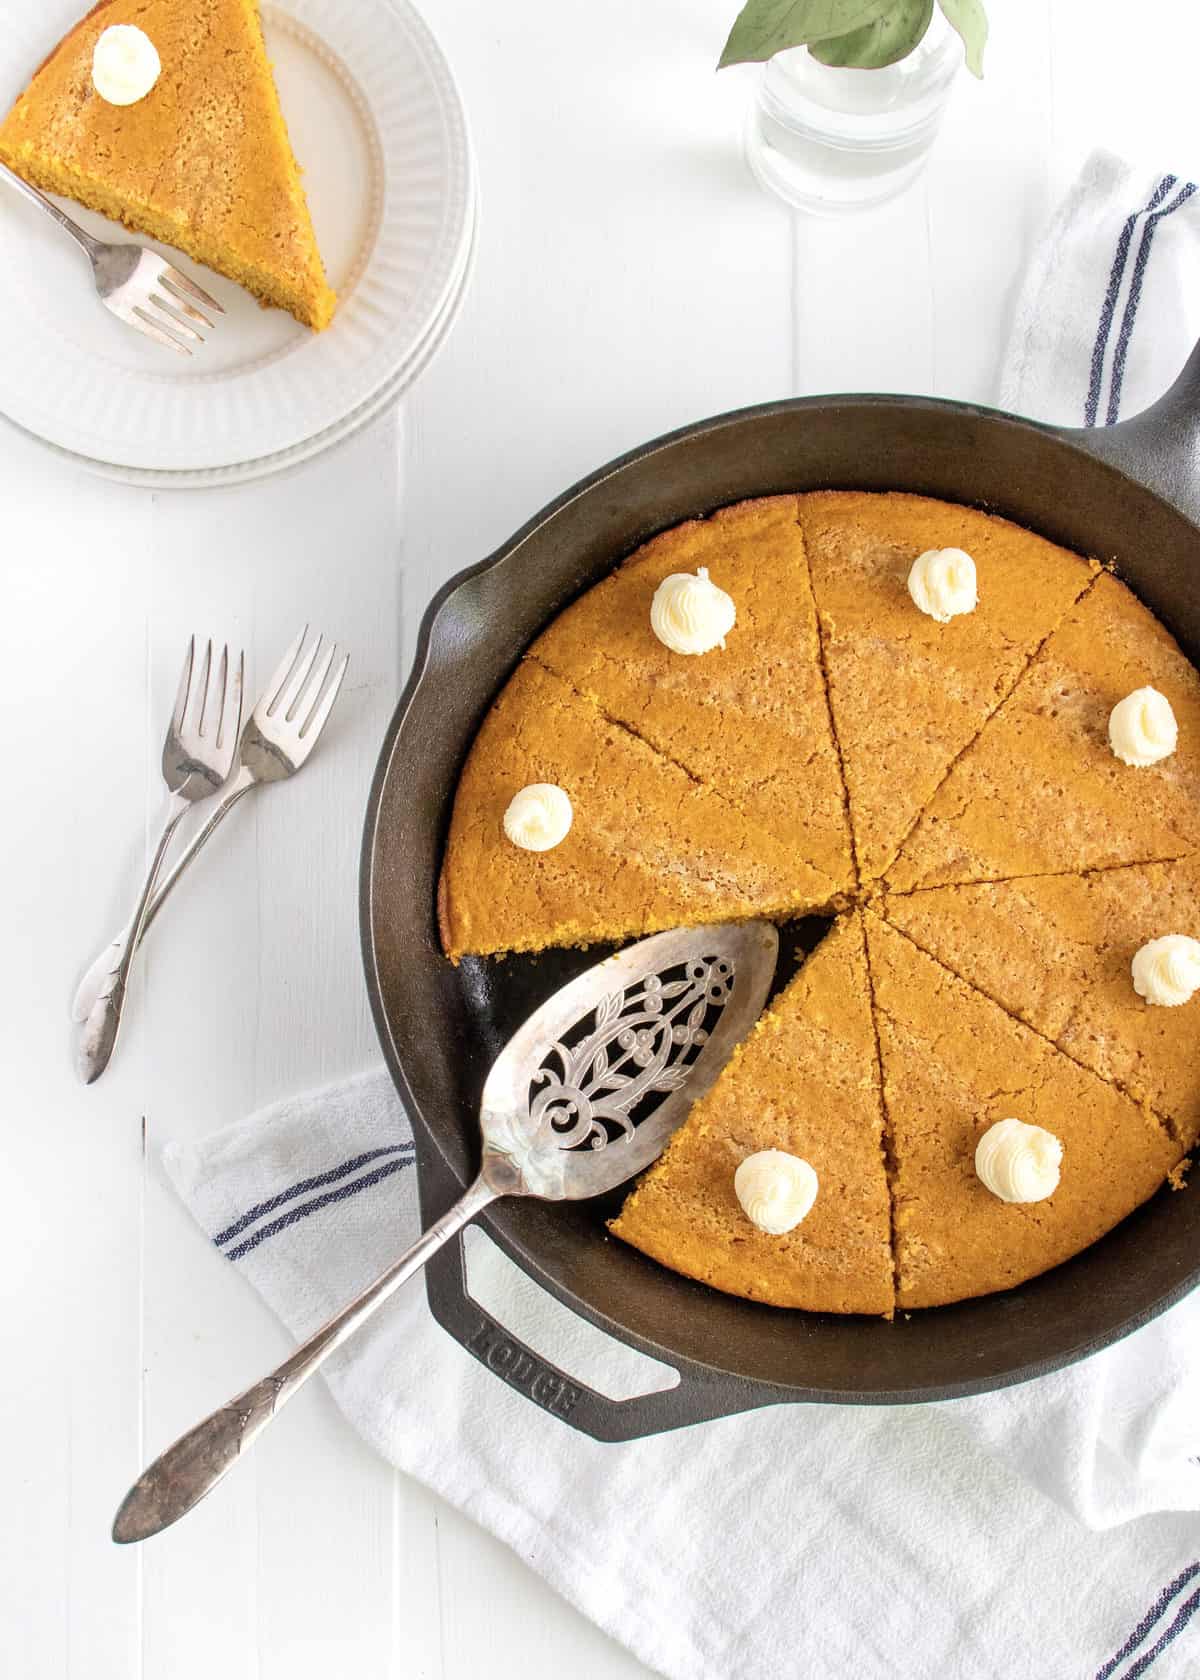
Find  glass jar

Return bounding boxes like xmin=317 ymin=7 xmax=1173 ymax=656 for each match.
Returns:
xmin=744 ymin=10 xmax=964 ymax=216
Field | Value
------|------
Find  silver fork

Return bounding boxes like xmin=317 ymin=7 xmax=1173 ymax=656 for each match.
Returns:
xmin=0 ymin=160 xmax=224 ymax=354
xmin=79 ymin=637 xmax=244 ymax=1084
xmin=72 ymin=628 xmax=348 ymax=1025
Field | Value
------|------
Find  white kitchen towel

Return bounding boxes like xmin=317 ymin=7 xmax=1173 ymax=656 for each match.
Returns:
xmin=165 ymin=1067 xmax=1200 ymax=1680
xmin=164 ymin=153 xmax=1200 ymax=1680
xmin=1001 ymin=149 xmax=1200 ymax=427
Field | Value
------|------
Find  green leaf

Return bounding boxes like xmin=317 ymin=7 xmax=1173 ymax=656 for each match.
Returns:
xmin=718 ymin=0 xmax=892 ymax=69
xmin=810 ymin=0 xmax=934 ymax=69
xmin=938 ymin=0 xmax=987 ymax=76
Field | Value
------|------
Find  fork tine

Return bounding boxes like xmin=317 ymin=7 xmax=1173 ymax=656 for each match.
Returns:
xmin=209 ymin=643 xmax=228 ymax=742
xmin=275 ymin=635 xmax=323 ymax=722
xmin=171 ymin=636 xmax=196 ymax=734
xmin=130 ymin=305 xmax=192 ymax=356
xmin=159 ymin=263 xmax=226 ymax=315
xmin=300 ymin=652 xmax=349 ymax=741
xmin=190 ymin=638 xmax=213 ymax=734
xmin=158 ymin=277 xmax=216 ymax=329
xmin=295 ymin=642 xmax=336 ymax=722
xmin=258 ymin=626 xmax=309 ymax=719
xmin=220 ymin=649 xmax=245 ymax=751
xmin=149 ymin=294 xmax=205 ymax=343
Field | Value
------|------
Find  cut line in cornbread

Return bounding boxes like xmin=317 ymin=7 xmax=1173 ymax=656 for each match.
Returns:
xmin=881 ymin=857 xmax=1200 ymax=1149
xmin=864 ymin=914 xmax=1182 ymax=1310
xmin=529 ymin=496 xmax=855 ymax=898
xmin=438 ymin=661 xmax=847 ymax=963
xmin=799 ymin=492 xmax=1098 ymax=884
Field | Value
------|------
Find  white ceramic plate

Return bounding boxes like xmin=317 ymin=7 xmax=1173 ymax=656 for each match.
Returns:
xmin=0 ymin=0 xmax=474 ymax=475
xmin=20 ymin=176 xmax=479 ymax=489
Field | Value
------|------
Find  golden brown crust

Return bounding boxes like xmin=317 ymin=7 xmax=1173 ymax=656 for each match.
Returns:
xmin=31 ymin=0 xmax=114 ymax=79
xmin=435 ymin=871 xmax=455 ymax=966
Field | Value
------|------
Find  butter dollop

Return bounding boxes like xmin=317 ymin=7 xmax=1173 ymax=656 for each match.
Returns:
xmin=733 ymin=1150 xmax=818 ymax=1235
xmin=1131 ymin=934 xmax=1200 ymax=1007
xmin=92 ymin=24 xmax=161 ymax=106
xmin=907 ymin=547 xmax=978 ymax=624
xmin=650 ymin=567 xmax=736 ymax=655
xmin=975 ymin=1118 xmax=1062 ymax=1204
xmin=1108 ymin=686 xmax=1178 ymax=767
xmin=502 ymin=783 xmax=573 ymax=852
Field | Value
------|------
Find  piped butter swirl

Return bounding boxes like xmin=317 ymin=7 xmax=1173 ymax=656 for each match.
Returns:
xmin=907 ymin=547 xmax=978 ymax=624
xmin=1108 ymin=686 xmax=1178 ymax=767
xmin=975 ymin=1118 xmax=1062 ymax=1204
xmin=1131 ymin=934 xmax=1200 ymax=1007
xmin=733 ymin=1150 xmax=818 ymax=1235
xmin=502 ymin=783 xmax=573 ymax=852
xmin=92 ymin=25 xmax=161 ymax=106
xmin=650 ymin=567 xmax=736 ymax=655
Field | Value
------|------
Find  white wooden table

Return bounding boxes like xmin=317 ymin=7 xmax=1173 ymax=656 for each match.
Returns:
xmin=4 ymin=2 xmax=1199 ymax=1674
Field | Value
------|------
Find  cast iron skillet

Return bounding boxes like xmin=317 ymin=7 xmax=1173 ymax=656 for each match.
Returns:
xmin=361 ymin=343 xmax=1200 ymax=1440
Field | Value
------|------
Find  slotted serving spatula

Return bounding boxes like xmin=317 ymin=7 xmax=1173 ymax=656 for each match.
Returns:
xmin=112 ymin=920 xmax=779 ymax=1543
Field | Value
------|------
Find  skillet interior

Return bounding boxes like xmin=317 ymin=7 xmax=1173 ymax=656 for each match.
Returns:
xmin=363 ymin=394 xmax=1200 ymax=1416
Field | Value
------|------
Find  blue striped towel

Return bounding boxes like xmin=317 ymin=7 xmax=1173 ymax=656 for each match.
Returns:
xmin=1001 ymin=150 xmax=1199 ymax=428
xmin=164 ymin=153 xmax=1200 ymax=1680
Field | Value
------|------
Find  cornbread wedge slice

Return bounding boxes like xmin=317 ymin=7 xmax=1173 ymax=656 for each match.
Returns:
xmin=0 ymin=0 xmax=336 ymax=329
xmin=437 ymin=661 xmax=847 ymax=962
xmin=865 ymin=915 xmax=1181 ymax=1310
xmin=610 ymin=913 xmax=894 ymax=1315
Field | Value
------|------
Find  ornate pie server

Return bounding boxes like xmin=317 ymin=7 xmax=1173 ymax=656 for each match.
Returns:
xmin=112 ymin=920 xmax=778 ymax=1542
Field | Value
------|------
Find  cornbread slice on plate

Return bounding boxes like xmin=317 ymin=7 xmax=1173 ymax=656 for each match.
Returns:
xmin=0 ymin=0 xmax=336 ymax=330
xmin=437 ymin=661 xmax=846 ymax=962
xmin=797 ymin=492 xmax=1098 ymax=884
xmin=609 ymin=912 xmax=894 ymax=1314
xmin=881 ymin=858 xmax=1200 ymax=1149
xmin=887 ymin=573 xmax=1200 ymax=893
xmin=529 ymin=497 xmax=855 ymax=896
xmin=864 ymin=915 xmax=1182 ymax=1310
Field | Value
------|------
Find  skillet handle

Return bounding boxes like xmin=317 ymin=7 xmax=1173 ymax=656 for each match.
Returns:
xmin=1060 ymin=337 xmax=1200 ymax=528
xmin=422 ymin=1232 xmax=780 ymax=1442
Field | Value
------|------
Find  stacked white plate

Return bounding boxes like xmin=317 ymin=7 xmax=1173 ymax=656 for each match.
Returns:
xmin=0 ymin=0 xmax=477 ymax=486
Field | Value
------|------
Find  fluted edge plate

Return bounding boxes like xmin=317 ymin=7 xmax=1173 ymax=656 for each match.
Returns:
xmin=0 ymin=0 xmax=474 ymax=474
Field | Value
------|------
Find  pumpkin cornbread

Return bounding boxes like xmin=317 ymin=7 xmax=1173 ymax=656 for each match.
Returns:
xmin=0 ymin=0 xmax=336 ymax=330
xmin=609 ymin=913 xmax=894 ymax=1314
xmin=864 ymin=915 xmax=1182 ymax=1309
xmin=887 ymin=572 xmax=1200 ymax=893
xmin=528 ymin=497 xmax=854 ymax=894
xmin=797 ymin=492 xmax=1098 ymax=882
xmin=441 ymin=492 xmax=1200 ymax=1310
xmin=437 ymin=661 xmax=846 ymax=963
xmin=881 ymin=857 xmax=1200 ymax=1149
